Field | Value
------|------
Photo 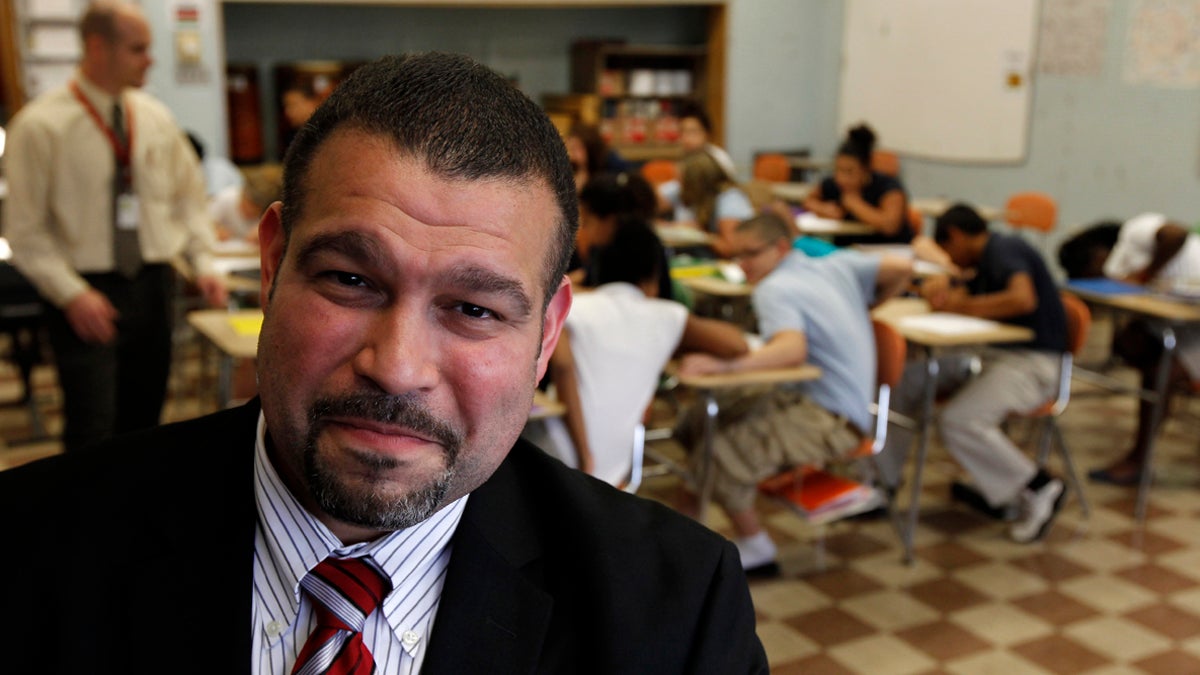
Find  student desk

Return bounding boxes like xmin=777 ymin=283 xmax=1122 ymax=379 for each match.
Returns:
xmin=795 ymin=213 xmax=875 ymax=238
xmin=678 ymin=365 xmax=822 ymax=521
xmin=910 ymin=197 xmax=1004 ymax=222
xmin=872 ymin=297 xmax=1034 ymax=563
xmin=186 ymin=307 xmax=565 ymax=419
xmin=655 ymin=224 xmax=715 ymax=251
xmin=769 ymin=181 xmax=814 ymax=204
xmin=188 ymin=308 xmax=261 ymax=410
xmin=1065 ymin=280 xmax=1200 ymax=521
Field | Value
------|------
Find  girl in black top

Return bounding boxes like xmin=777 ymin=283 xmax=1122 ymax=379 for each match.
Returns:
xmin=803 ymin=124 xmax=912 ymax=245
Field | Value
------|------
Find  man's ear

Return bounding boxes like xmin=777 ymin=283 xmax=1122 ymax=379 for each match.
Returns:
xmin=535 ymin=277 xmax=573 ymax=383
xmin=258 ymin=202 xmax=286 ymax=305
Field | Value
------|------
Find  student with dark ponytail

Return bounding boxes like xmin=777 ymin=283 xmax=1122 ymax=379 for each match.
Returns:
xmin=803 ymin=123 xmax=912 ymax=245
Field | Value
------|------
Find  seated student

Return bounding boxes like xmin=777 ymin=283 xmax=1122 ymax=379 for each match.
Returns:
xmin=528 ymin=220 xmax=748 ymax=485
xmin=565 ymin=121 xmax=629 ymax=191
xmin=209 ymin=163 xmax=283 ymax=242
xmin=186 ymin=130 xmax=243 ymax=198
xmin=668 ymin=149 xmax=756 ymax=258
xmin=875 ymin=204 xmax=1068 ymax=542
xmin=674 ymin=212 xmax=913 ymax=574
xmin=656 ymin=102 xmax=737 ymax=215
xmin=1060 ymin=213 xmax=1200 ymax=486
xmin=802 ymin=123 xmax=912 ymax=246
xmin=280 ymin=81 xmax=322 ymax=153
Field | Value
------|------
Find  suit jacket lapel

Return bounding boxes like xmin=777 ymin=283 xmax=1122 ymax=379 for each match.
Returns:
xmin=422 ymin=451 xmax=553 ymax=673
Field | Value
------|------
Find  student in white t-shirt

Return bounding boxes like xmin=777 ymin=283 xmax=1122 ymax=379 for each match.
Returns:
xmin=1059 ymin=212 xmax=1200 ymax=486
xmin=209 ymin=164 xmax=282 ymax=242
xmin=526 ymin=218 xmax=748 ymax=486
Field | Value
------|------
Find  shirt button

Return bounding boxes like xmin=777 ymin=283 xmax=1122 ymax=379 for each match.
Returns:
xmin=402 ymin=631 xmax=421 ymax=647
xmin=266 ymin=620 xmax=286 ymax=638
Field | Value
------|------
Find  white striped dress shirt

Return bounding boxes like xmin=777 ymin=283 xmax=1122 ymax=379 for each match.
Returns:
xmin=250 ymin=413 xmax=467 ymax=675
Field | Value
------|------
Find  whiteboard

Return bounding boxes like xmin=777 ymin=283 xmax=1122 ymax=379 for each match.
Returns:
xmin=838 ymin=0 xmax=1040 ymax=164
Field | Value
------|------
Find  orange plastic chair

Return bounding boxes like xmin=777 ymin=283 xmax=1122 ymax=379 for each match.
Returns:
xmin=1010 ymin=292 xmax=1091 ymax=517
xmin=1005 ymin=191 xmax=1057 ymax=233
xmin=871 ymin=149 xmax=900 ymax=177
xmin=752 ymin=153 xmax=791 ymax=183
xmin=640 ymin=159 xmax=678 ymax=188
xmin=759 ymin=319 xmax=906 ymax=523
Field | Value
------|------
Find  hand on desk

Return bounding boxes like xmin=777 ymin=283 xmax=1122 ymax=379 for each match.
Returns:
xmin=919 ymin=275 xmax=968 ymax=313
xmin=807 ymin=201 xmax=846 ymax=220
xmin=678 ymin=352 xmax=731 ymax=377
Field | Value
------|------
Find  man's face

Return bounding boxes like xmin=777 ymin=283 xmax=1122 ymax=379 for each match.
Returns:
xmin=106 ymin=11 xmax=153 ymax=90
xmin=256 ymin=128 xmax=571 ymax=542
xmin=938 ymin=228 xmax=973 ymax=269
xmin=733 ymin=230 xmax=787 ymax=284
xmin=679 ymin=117 xmax=708 ymax=152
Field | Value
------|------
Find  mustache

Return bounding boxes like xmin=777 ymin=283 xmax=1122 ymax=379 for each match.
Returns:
xmin=308 ymin=393 xmax=464 ymax=452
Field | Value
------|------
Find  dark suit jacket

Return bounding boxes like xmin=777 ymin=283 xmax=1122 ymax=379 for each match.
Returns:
xmin=0 ymin=401 xmax=767 ymax=674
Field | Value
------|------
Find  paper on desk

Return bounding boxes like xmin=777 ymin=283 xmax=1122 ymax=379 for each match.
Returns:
xmin=228 ymin=314 xmax=263 ymax=336
xmin=655 ymin=225 xmax=710 ymax=245
xmin=896 ymin=312 xmax=1004 ymax=335
xmin=211 ymin=257 xmax=261 ymax=276
xmin=795 ymin=213 xmax=844 ymax=233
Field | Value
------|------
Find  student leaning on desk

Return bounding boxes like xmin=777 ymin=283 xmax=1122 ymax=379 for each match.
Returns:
xmin=1059 ymin=213 xmax=1200 ymax=487
xmin=526 ymin=219 xmax=747 ymax=486
xmin=672 ymin=212 xmax=913 ymax=576
xmin=802 ymin=123 xmax=912 ymax=247
xmin=875 ymin=204 xmax=1069 ymax=543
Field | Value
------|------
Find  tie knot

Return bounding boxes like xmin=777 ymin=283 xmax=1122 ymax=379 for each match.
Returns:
xmin=301 ymin=556 xmax=392 ymax=632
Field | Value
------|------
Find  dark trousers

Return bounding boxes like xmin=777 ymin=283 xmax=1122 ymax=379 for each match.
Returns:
xmin=44 ymin=265 xmax=175 ymax=453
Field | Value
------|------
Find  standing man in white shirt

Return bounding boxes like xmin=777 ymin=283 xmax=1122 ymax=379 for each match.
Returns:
xmin=3 ymin=1 xmax=226 ymax=452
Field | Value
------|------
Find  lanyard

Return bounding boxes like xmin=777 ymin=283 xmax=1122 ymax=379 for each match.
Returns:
xmin=70 ymin=81 xmax=134 ymax=168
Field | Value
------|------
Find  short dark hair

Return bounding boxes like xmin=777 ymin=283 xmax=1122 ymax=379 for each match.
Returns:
xmin=736 ymin=212 xmax=792 ymax=245
xmin=280 ymin=52 xmax=578 ymax=307
xmin=934 ymin=203 xmax=988 ymax=243
xmin=677 ymin=101 xmax=712 ymax=133
xmin=837 ymin=123 xmax=876 ymax=168
xmin=578 ymin=172 xmax=656 ymax=221
xmin=1058 ymin=221 xmax=1122 ymax=279
xmin=594 ymin=216 xmax=664 ymax=287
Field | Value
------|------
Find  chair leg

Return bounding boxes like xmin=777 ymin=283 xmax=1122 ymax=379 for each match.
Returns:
xmin=1050 ymin=419 xmax=1090 ymax=518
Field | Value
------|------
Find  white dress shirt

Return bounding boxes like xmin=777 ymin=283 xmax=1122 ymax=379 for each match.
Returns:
xmin=250 ymin=413 xmax=466 ymax=675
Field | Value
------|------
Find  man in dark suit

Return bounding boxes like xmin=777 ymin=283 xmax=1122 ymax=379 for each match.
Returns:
xmin=0 ymin=52 xmax=766 ymax=673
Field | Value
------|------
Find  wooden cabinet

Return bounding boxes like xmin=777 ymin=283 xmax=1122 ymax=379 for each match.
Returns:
xmin=551 ymin=40 xmax=712 ymax=162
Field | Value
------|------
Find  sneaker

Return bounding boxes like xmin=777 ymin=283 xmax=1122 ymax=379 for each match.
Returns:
xmin=1009 ymin=478 xmax=1065 ymax=543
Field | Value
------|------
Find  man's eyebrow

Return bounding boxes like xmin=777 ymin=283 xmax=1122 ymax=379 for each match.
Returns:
xmin=294 ymin=231 xmax=385 ymax=270
xmin=447 ymin=265 xmax=534 ymax=319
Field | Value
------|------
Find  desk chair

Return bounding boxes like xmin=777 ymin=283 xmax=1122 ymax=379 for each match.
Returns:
xmin=871 ymin=149 xmax=901 ymax=178
xmin=640 ymin=159 xmax=678 ymax=188
xmin=759 ymin=319 xmax=907 ymax=524
xmin=1006 ymin=191 xmax=1057 ymax=257
xmin=752 ymin=153 xmax=791 ymax=183
xmin=1011 ymin=292 xmax=1091 ymax=517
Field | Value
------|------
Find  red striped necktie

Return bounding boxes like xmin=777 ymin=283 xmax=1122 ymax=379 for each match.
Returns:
xmin=292 ymin=556 xmax=393 ymax=675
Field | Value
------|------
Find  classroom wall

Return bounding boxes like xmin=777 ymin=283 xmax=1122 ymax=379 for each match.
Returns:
xmin=141 ymin=0 xmax=229 ymax=160
xmin=143 ymin=0 xmax=1197 ymax=249
xmin=222 ymin=3 xmax=709 ymax=161
xmin=858 ymin=1 xmax=1200 ymax=244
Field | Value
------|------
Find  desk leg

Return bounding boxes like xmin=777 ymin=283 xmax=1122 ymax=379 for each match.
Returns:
xmin=903 ymin=352 xmax=939 ymax=564
xmin=696 ymin=390 xmax=719 ymax=523
xmin=1136 ymin=325 xmax=1176 ymax=522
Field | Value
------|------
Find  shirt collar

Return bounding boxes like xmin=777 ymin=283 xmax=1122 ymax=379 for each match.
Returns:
xmin=73 ymin=70 xmax=119 ymax=113
xmin=253 ymin=411 xmax=468 ymax=655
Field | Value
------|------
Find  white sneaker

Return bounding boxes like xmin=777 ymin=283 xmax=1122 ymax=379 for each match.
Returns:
xmin=1009 ymin=478 xmax=1065 ymax=543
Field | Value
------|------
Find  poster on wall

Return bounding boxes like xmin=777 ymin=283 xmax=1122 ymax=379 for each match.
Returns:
xmin=167 ymin=0 xmax=211 ymax=84
xmin=1037 ymin=0 xmax=1111 ymax=76
xmin=1123 ymin=0 xmax=1200 ymax=87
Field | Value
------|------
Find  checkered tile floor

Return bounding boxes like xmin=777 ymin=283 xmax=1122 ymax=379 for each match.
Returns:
xmin=4 ymin=323 xmax=1200 ymax=674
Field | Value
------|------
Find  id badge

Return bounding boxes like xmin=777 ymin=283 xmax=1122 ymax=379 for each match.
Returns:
xmin=116 ymin=192 xmax=140 ymax=231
